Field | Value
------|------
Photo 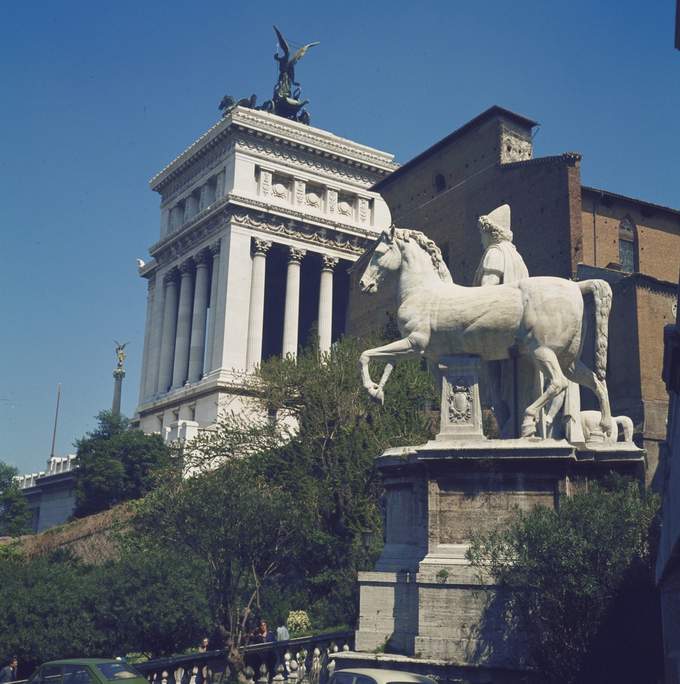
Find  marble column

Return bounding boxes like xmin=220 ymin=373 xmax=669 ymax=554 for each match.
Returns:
xmin=157 ymin=269 xmax=179 ymax=394
xmin=246 ymin=238 xmax=271 ymax=370
xmin=187 ymin=250 xmax=211 ymax=383
xmin=138 ymin=277 xmax=155 ymax=402
xmin=282 ymin=247 xmax=306 ymax=359
xmin=204 ymin=242 xmax=221 ymax=375
xmin=171 ymin=259 xmax=195 ymax=389
xmin=318 ymin=256 xmax=338 ymax=355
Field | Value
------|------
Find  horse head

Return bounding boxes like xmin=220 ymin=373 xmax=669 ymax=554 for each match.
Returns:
xmin=359 ymin=227 xmax=402 ymax=294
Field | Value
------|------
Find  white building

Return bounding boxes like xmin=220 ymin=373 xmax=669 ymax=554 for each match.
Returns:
xmin=135 ymin=106 xmax=396 ymax=439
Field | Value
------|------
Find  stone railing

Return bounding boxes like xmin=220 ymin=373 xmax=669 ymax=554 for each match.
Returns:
xmin=136 ymin=631 xmax=353 ymax=684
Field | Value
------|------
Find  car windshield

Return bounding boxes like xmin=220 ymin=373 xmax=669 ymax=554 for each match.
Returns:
xmin=95 ymin=664 xmax=143 ymax=681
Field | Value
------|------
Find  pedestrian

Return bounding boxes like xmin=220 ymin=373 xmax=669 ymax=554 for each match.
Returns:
xmin=198 ymin=637 xmax=210 ymax=652
xmin=0 ymin=657 xmax=18 ymax=684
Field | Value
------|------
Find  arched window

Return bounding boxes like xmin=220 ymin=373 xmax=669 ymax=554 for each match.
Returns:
xmin=434 ymin=173 xmax=446 ymax=194
xmin=618 ymin=216 xmax=636 ymax=273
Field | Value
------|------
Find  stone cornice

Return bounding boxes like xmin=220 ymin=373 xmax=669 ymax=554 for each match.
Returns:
xmin=150 ymin=107 xmax=397 ymax=193
xmin=146 ymin=194 xmax=380 ymax=268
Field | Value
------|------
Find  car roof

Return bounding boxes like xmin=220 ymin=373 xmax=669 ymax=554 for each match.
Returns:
xmin=41 ymin=660 xmax=124 ymax=667
xmin=332 ymin=669 xmax=435 ymax=684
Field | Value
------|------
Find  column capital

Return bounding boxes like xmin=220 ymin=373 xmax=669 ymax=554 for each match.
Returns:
xmin=179 ymin=258 xmax=195 ymax=275
xmin=163 ymin=268 xmax=179 ymax=285
xmin=209 ymin=241 xmax=221 ymax=257
xmin=195 ymin=248 xmax=211 ymax=267
xmin=321 ymin=255 xmax=339 ymax=272
xmin=253 ymin=238 xmax=272 ymax=256
xmin=288 ymin=246 xmax=307 ymax=263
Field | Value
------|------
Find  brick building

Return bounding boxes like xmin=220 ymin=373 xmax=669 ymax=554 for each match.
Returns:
xmin=347 ymin=105 xmax=680 ymax=486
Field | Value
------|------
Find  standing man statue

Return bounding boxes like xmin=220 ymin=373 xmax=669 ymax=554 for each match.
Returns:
xmin=472 ymin=205 xmax=540 ymax=437
xmin=473 ymin=205 xmax=584 ymax=442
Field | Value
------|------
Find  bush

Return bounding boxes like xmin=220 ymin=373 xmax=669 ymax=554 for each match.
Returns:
xmin=467 ymin=475 xmax=662 ymax=684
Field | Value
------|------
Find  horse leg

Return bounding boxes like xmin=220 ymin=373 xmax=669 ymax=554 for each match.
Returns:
xmin=564 ymin=358 xmax=613 ymax=438
xmin=521 ymin=346 xmax=569 ymax=438
xmin=359 ymin=336 xmax=424 ymax=403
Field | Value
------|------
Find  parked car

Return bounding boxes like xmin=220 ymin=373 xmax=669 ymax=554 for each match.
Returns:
xmin=328 ymin=668 xmax=437 ymax=684
xmin=28 ymin=660 xmax=147 ymax=684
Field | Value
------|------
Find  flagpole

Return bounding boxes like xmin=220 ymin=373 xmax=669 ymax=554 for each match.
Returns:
xmin=50 ymin=383 xmax=61 ymax=459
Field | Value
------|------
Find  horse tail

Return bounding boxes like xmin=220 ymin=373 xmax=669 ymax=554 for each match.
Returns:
xmin=578 ymin=279 xmax=612 ymax=381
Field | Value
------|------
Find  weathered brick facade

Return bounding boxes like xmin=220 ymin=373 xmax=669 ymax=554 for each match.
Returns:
xmin=347 ymin=105 xmax=680 ymax=486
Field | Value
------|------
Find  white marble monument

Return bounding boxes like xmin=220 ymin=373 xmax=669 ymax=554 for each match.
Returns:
xmin=135 ymin=107 xmax=396 ymax=440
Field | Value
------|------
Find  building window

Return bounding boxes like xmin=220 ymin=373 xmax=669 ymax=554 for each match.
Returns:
xmin=434 ymin=173 xmax=446 ymax=194
xmin=619 ymin=216 xmax=636 ymax=273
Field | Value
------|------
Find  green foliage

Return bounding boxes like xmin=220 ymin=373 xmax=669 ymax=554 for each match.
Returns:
xmin=74 ymin=411 xmax=171 ymax=517
xmin=96 ymin=548 xmax=211 ymax=657
xmin=177 ymin=335 xmax=435 ymax=630
xmin=467 ymin=476 xmax=662 ymax=684
xmin=0 ymin=552 xmax=109 ymax=671
xmin=0 ymin=547 xmax=211 ymax=668
xmin=0 ymin=460 xmax=31 ymax=537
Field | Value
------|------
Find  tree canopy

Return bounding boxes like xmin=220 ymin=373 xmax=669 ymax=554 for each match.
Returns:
xmin=74 ymin=411 xmax=171 ymax=517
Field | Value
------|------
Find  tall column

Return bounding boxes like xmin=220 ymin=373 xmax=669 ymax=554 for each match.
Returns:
xmin=246 ymin=238 xmax=271 ymax=370
xmin=282 ymin=247 xmax=306 ymax=359
xmin=318 ymin=256 xmax=338 ymax=355
xmin=138 ymin=277 xmax=155 ymax=402
xmin=171 ymin=259 xmax=195 ymax=389
xmin=187 ymin=250 xmax=211 ymax=383
xmin=204 ymin=242 xmax=221 ymax=375
xmin=157 ymin=269 xmax=179 ymax=394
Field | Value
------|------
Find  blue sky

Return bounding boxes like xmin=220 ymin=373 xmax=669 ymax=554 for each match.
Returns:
xmin=1 ymin=1 xmax=678 ymax=473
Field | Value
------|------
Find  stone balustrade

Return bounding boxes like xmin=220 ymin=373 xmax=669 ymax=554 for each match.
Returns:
xmin=136 ymin=631 xmax=353 ymax=684
xmin=15 ymin=455 xmax=78 ymax=490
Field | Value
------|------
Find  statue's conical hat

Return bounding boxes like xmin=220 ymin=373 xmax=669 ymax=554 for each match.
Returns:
xmin=485 ymin=204 xmax=511 ymax=231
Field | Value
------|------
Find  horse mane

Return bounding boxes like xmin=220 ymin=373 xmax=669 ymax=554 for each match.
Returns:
xmin=392 ymin=226 xmax=453 ymax=283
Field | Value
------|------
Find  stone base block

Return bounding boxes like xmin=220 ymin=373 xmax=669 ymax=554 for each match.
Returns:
xmin=356 ymin=438 xmax=645 ymax=675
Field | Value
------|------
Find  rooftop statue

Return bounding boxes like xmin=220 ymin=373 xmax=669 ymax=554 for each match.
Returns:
xmin=357 ymin=224 xmax=614 ymax=442
xmin=219 ymin=26 xmax=319 ymax=124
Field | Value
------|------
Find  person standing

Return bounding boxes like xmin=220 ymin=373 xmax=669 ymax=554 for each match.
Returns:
xmin=0 ymin=656 xmax=18 ymax=683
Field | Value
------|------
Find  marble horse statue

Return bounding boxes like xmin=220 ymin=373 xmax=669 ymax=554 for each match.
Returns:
xmin=357 ymin=226 xmax=614 ymax=439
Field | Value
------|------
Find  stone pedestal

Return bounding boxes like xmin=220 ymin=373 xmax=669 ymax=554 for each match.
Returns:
xmin=354 ymin=357 xmax=645 ymax=680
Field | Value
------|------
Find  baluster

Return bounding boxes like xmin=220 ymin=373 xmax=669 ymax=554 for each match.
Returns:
xmin=342 ymin=644 xmax=349 ymax=652
xmin=189 ymin=666 xmax=198 ymax=684
xmin=284 ymin=651 xmax=292 ymax=674
xmin=161 ymin=671 xmax=169 ymax=684
xmin=201 ymin=666 xmax=210 ymax=684
xmin=297 ymin=652 xmax=308 ymax=684
xmin=257 ymin=663 xmax=269 ymax=684
xmin=173 ymin=667 xmax=184 ymax=684
xmin=288 ymin=660 xmax=299 ymax=684
xmin=326 ymin=660 xmax=335 ymax=680
xmin=272 ymin=664 xmax=285 ymax=684
xmin=244 ymin=667 xmax=255 ymax=684
xmin=309 ymin=648 xmax=321 ymax=684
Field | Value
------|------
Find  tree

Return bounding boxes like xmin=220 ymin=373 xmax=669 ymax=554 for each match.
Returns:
xmin=133 ymin=457 xmax=301 ymax=672
xmin=74 ymin=411 xmax=171 ymax=517
xmin=467 ymin=476 xmax=662 ymax=684
xmin=0 ymin=460 xmax=31 ymax=537
xmin=181 ymin=335 xmax=436 ymax=628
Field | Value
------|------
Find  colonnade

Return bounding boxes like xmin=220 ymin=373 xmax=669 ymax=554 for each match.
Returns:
xmin=146 ymin=237 xmax=341 ymax=399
